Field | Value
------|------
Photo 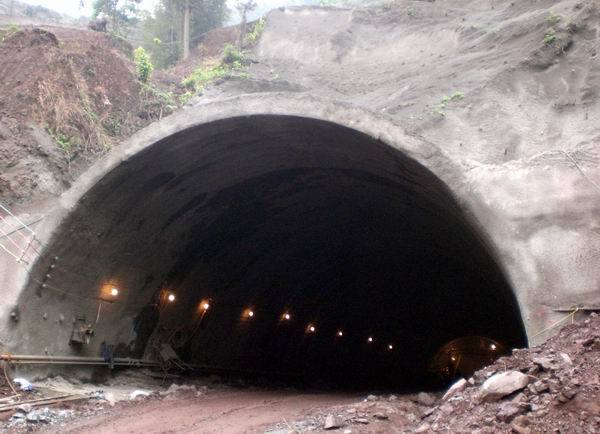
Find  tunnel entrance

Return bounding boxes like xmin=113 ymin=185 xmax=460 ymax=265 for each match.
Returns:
xmin=17 ymin=115 xmax=527 ymax=388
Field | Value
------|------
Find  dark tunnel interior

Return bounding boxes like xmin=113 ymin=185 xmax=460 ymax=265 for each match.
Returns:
xmin=20 ymin=115 xmax=528 ymax=389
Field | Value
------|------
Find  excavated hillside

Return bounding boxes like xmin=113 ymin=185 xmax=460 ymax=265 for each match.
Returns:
xmin=0 ymin=26 xmax=179 ymax=206
xmin=2 ymin=0 xmax=599 ymax=209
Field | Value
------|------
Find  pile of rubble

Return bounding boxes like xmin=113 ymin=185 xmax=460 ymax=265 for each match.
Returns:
xmin=0 ymin=371 xmax=215 ymax=432
xmin=418 ymin=313 xmax=600 ymax=433
xmin=8 ymin=406 xmax=74 ymax=428
xmin=267 ymin=313 xmax=600 ymax=433
xmin=267 ymin=392 xmax=438 ymax=433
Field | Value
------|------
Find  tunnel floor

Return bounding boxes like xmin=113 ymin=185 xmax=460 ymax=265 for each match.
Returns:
xmin=18 ymin=115 xmax=527 ymax=389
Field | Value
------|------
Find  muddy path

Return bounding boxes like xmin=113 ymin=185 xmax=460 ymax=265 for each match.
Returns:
xmin=41 ymin=389 xmax=360 ymax=434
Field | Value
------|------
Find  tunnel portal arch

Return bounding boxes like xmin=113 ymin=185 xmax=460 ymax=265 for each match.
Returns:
xmin=9 ymin=94 xmax=527 ymax=387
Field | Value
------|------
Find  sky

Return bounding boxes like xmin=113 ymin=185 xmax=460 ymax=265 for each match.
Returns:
xmin=18 ymin=0 xmax=315 ymax=20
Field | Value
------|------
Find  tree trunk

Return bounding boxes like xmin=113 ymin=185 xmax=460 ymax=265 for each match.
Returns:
xmin=183 ymin=0 xmax=190 ymax=60
xmin=239 ymin=9 xmax=247 ymax=49
xmin=9 ymin=0 xmax=15 ymax=16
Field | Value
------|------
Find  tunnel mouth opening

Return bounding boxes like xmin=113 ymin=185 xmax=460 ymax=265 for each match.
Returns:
xmin=19 ymin=114 xmax=527 ymax=390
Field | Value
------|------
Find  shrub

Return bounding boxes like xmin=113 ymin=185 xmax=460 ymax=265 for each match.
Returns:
xmin=222 ymin=43 xmax=244 ymax=65
xmin=134 ymin=47 xmax=154 ymax=83
xmin=245 ymin=17 xmax=266 ymax=45
xmin=432 ymin=91 xmax=465 ymax=117
xmin=546 ymin=11 xmax=561 ymax=25
xmin=543 ymin=30 xmax=556 ymax=45
xmin=182 ymin=64 xmax=229 ymax=92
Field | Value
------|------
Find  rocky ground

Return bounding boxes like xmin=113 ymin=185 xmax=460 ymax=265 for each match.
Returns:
xmin=266 ymin=312 xmax=600 ymax=433
xmin=0 ymin=313 xmax=597 ymax=433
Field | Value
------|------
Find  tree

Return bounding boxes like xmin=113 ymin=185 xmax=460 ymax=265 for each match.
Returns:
xmin=140 ymin=0 xmax=229 ymax=68
xmin=92 ymin=0 xmax=142 ymax=35
xmin=235 ymin=0 xmax=257 ymax=48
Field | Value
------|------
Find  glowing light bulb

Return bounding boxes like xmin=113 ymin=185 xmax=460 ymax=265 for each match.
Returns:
xmin=167 ymin=293 xmax=175 ymax=302
xmin=110 ymin=287 xmax=119 ymax=297
xmin=451 ymin=356 xmax=457 ymax=362
xmin=284 ymin=313 xmax=291 ymax=320
xmin=337 ymin=330 xmax=344 ymax=337
xmin=307 ymin=324 xmax=316 ymax=333
xmin=202 ymin=302 xmax=210 ymax=310
xmin=490 ymin=344 xmax=497 ymax=350
xmin=388 ymin=344 xmax=394 ymax=350
xmin=248 ymin=310 xmax=254 ymax=317
xmin=367 ymin=336 xmax=374 ymax=343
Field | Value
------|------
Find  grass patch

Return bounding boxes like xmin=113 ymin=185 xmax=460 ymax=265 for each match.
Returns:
xmin=543 ymin=30 xmax=557 ymax=45
xmin=182 ymin=43 xmax=248 ymax=93
xmin=0 ymin=23 xmax=20 ymax=43
xmin=432 ymin=91 xmax=465 ymax=117
xmin=45 ymin=126 xmax=73 ymax=153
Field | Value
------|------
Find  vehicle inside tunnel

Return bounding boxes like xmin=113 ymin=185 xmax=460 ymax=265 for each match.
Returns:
xmin=15 ymin=115 xmax=528 ymax=389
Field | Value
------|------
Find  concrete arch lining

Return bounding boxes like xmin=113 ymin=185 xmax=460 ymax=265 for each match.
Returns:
xmin=4 ymin=93 xmax=527 ymax=386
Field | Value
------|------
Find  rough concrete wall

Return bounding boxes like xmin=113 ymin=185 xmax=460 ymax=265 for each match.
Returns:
xmin=243 ymin=2 xmax=600 ymax=343
xmin=1 ymin=87 xmax=598 ymax=359
xmin=0 ymin=94 xmax=521 ymax=359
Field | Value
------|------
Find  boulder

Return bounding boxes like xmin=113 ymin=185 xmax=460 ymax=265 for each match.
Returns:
xmin=480 ymin=371 xmax=529 ymax=402
xmin=496 ymin=402 xmax=528 ymax=422
xmin=443 ymin=378 xmax=468 ymax=400
xmin=324 ymin=414 xmax=342 ymax=430
xmin=415 ymin=392 xmax=436 ymax=406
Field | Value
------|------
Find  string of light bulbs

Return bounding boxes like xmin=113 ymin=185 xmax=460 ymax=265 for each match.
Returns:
xmin=158 ymin=292 xmax=398 ymax=352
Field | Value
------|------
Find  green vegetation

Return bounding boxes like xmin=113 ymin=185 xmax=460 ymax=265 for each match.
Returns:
xmin=182 ymin=64 xmax=230 ymax=92
xmin=182 ymin=43 xmax=248 ymax=92
xmin=546 ymin=10 xmax=561 ymax=25
xmin=432 ymin=91 xmax=465 ymax=117
xmin=140 ymin=0 xmax=229 ymax=69
xmin=245 ymin=17 xmax=266 ymax=45
xmin=222 ymin=43 xmax=244 ymax=66
xmin=0 ymin=23 xmax=20 ymax=43
xmin=179 ymin=91 xmax=194 ymax=105
xmin=45 ymin=126 xmax=73 ymax=153
xmin=92 ymin=0 xmax=142 ymax=36
xmin=134 ymin=47 xmax=154 ymax=83
xmin=139 ymin=82 xmax=178 ymax=117
xmin=543 ymin=30 xmax=556 ymax=45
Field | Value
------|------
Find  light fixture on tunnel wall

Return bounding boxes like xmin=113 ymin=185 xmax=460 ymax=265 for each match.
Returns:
xmin=167 ymin=293 xmax=176 ymax=302
xmin=199 ymin=299 xmax=211 ymax=312
xmin=337 ymin=330 xmax=344 ymax=337
xmin=388 ymin=344 xmax=394 ymax=351
xmin=242 ymin=308 xmax=255 ymax=320
xmin=281 ymin=311 xmax=291 ymax=321
xmin=99 ymin=282 xmax=121 ymax=302
xmin=490 ymin=343 xmax=497 ymax=350
xmin=367 ymin=336 xmax=374 ymax=343
xmin=306 ymin=324 xmax=316 ymax=334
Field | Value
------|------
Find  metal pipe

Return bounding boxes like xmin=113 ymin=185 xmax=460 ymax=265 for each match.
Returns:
xmin=1 ymin=354 xmax=158 ymax=367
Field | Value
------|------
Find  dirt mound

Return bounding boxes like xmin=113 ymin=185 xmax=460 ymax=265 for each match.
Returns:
xmin=0 ymin=26 xmax=177 ymax=205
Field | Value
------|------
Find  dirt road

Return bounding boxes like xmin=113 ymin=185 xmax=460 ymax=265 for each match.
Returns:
xmin=43 ymin=389 xmax=360 ymax=434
